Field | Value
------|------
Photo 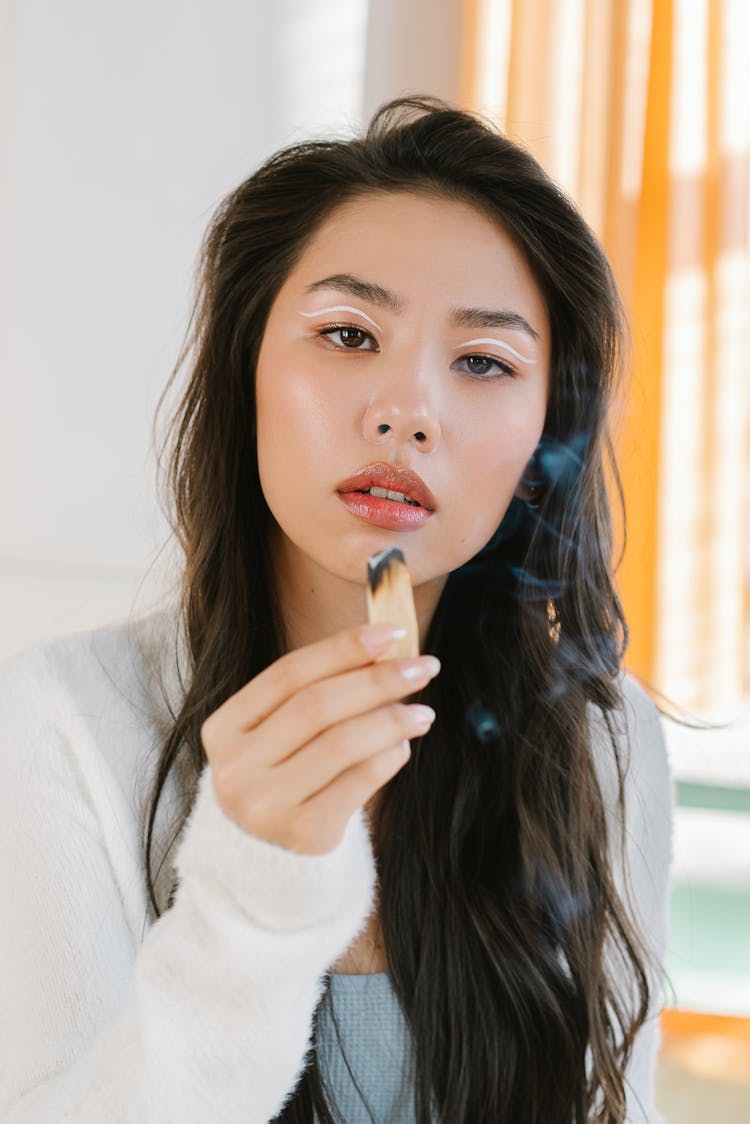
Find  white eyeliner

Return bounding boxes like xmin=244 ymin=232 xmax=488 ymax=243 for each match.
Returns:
xmin=298 ymin=305 xmax=383 ymax=332
xmin=452 ymin=338 xmax=535 ymax=364
xmin=299 ymin=312 xmax=535 ymax=365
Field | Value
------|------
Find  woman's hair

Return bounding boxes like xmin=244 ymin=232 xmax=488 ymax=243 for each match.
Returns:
xmin=143 ymin=96 xmax=663 ymax=1122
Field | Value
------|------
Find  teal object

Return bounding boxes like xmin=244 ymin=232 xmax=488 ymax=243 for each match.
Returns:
xmin=665 ymin=880 xmax=750 ymax=1016
xmin=676 ymin=781 xmax=750 ymax=815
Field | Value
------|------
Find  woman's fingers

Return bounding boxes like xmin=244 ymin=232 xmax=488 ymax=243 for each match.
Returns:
xmin=202 ymin=623 xmax=406 ymax=763
xmin=275 ymin=700 xmax=437 ymax=805
xmin=217 ymin=700 xmax=436 ymax=854
xmin=251 ymin=654 xmax=441 ymax=768
xmin=200 ymin=622 xmax=440 ymax=854
xmin=276 ymin=742 xmax=416 ymax=854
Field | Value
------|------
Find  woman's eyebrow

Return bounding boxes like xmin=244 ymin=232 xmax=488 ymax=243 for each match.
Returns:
xmin=303 ymin=273 xmax=540 ymax=342
xmin=304 ymin=274 xmax=403 ymax=314
xmin=452 ymin=307 xmax=540 ymax=342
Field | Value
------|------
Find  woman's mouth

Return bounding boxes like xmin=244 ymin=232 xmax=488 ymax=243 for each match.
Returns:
xmin=336 ymin=490 xmax=434 ymax=531
xmin=355 ymin=486 xmax=420 ymax=506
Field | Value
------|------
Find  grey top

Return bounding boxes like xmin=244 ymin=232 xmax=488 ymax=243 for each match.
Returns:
xmin=315 ymin=972 xmax=423 ymax=1124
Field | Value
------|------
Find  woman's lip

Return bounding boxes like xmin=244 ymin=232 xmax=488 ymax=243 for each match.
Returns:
xmin=336 ymin=491 xmax=433 ymax=531
xmin=335 ymin=463 xmax=437 ymax=511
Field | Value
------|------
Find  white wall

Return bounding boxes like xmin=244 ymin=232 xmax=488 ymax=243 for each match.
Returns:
xmin=362 ymin=0 xmax=463 ymax=120
xmin=0 ymin=0 xmax=369 ymax=660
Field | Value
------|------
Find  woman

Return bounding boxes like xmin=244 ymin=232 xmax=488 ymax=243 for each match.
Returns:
xmin=0 ymin=97 xmax=673 ymax=1122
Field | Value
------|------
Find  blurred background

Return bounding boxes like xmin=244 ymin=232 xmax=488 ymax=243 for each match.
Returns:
xmin=1 ymin=1 xmax=748 ymax=1118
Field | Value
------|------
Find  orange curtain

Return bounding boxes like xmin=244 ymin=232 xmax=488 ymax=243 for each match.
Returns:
xmin=459 ymin=0 xmax=750 ymax=710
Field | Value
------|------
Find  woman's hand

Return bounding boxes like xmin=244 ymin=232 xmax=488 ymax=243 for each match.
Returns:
xmin=200 ymin=624 xmax=440 ymax=855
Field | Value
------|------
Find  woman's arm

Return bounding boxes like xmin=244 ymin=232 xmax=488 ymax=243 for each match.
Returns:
xmin=0 ymin=645 xmax=377 ymax=1123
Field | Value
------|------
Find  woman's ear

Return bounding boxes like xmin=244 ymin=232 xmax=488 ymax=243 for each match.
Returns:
xmin=514 ymin=478 xmax=542 ymax=504
xmin=515 ymin=432 xmax=589 ymax=507
xmin=515 ymin=442 xmax=545 ymax=507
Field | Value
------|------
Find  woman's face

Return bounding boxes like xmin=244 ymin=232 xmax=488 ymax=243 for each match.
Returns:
xmin=255 ymin=189 xmax=550 ymax=597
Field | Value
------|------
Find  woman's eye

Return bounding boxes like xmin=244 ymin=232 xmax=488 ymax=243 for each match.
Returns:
xmin=456 ymin=354 xmax=518 ymax=380
xmin=318 ymin=324 xmax=377 ymax=350
xmin=317 ymin=328 xmax=516 ymax=380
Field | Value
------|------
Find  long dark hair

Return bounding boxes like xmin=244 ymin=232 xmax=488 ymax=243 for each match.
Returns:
xmin=142 ymin=96 xmax=666 ymax=1122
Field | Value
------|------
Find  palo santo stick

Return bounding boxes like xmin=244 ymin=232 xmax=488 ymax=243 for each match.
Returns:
xmin=366 ymin=547 xmax=419 ymax=660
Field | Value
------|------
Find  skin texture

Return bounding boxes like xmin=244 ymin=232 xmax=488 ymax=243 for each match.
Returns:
xmin=255 ymin=189 xmax=551 ymax=656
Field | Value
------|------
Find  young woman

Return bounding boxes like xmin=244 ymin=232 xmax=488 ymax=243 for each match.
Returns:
xmin=0 ymin=97 xmax=673 ymax=1123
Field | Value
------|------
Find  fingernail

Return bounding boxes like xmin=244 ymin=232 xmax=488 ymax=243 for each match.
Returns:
xmin=410 ymin=705 xmax=436 ymax=727
xmin=359 ymin=624 xmax=407 ymax=655
xmin=399 ymin=656 xmax=441 ymax=680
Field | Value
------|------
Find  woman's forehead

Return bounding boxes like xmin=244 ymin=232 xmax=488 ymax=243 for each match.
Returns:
xmin=284 ymin=191 xmax=550 ymax=335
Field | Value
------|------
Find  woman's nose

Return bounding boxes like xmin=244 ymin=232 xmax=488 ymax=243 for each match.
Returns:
xmin=361 ymin=352 xmax=442 ymax=450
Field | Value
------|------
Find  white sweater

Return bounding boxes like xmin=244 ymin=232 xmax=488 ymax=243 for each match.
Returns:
xmin=0 ymin=608 xmax=673 ymax=1123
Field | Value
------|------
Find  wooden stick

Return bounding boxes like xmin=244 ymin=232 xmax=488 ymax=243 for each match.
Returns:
xmin=366 ymin=547 xmax=419 ymax=660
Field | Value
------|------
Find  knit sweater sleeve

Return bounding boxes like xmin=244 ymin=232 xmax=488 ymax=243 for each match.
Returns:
xmin=0 ymin=642 xmax=377 ymax=1124
xmin=590 ymin=673 xmax=675 ymax=1124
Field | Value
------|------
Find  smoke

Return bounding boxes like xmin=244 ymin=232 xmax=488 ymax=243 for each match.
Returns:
xmin=466 ymin=699 xmax=503 ymax=745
